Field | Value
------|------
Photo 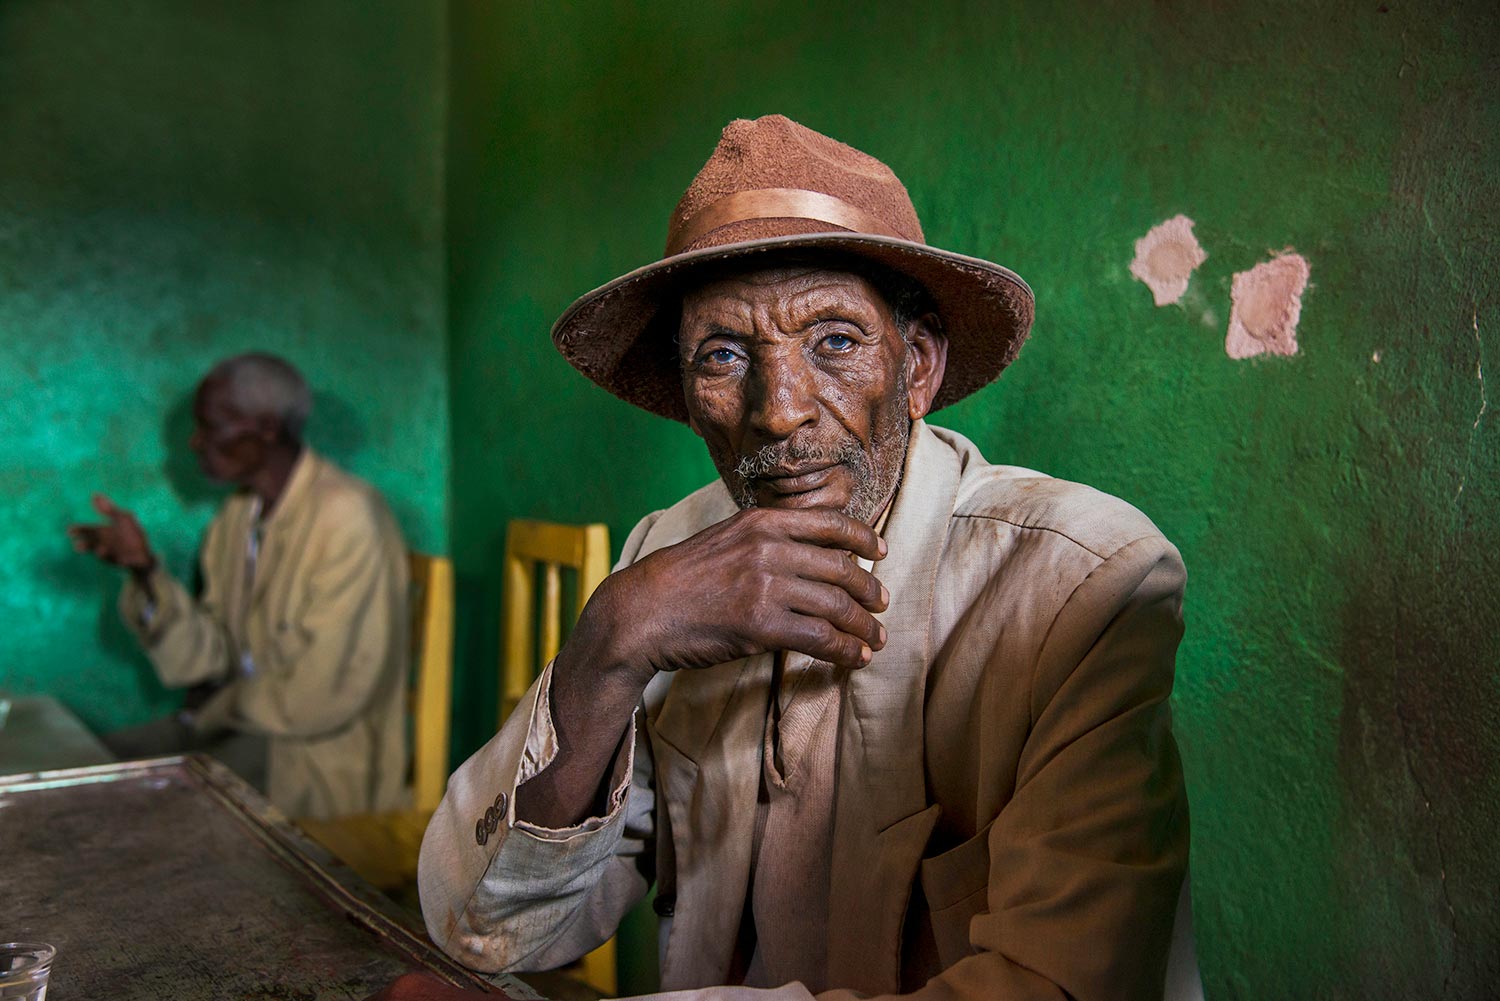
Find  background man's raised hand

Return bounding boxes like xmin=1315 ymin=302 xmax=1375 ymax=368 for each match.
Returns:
xmin=67 ymin=493 xmax=157 ymax=574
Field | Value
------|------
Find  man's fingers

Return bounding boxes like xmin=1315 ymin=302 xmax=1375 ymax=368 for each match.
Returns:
xmin=787 ymin=545 xmax=887 ymax=612
xmin=773 ymin=507 xmax=885 ymax=562
xmin=92 ymin=493 xmax=144 ymax=532
xmin=780 ymin=612 xmax=873 ymax=669
xmin=68 ymin=525 xmax=103 ymax=551
xmin=783 ymin=579 xmax=886 ymax=652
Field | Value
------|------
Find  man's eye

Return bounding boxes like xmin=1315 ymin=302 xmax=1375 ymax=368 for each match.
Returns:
xmin=701 ymin=347 xmax=739 ymax=366
xmin=821 ymin=333 xmax=855 ymax=352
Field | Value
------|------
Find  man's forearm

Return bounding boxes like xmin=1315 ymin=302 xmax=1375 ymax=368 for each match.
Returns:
xmin=512 ymin=595 xmax=654 ymax=829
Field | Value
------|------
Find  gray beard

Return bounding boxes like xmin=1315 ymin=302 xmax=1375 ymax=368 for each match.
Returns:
xmin=725 ymin=417 xmax=910 ymax=523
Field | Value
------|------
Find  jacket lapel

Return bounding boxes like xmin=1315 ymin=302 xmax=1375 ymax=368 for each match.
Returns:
xmin=251 ymin=449 xmax=319 ymax=609
xmin=652 ymin=653 xmax=771 ymax=988
xmin=827 ymin=421 xmax=960 ymax=993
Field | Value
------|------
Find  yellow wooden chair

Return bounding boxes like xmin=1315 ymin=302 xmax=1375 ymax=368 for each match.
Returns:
xmin=500 ymin=519 xmax=617 ymax=995
xmin=500 ymin=519 xmax=612 ymax=722
xmin=300 ymin=551 xmax=454 ymax=890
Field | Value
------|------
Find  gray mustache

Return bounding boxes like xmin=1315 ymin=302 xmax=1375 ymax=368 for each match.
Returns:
xmin=733 ymin=439 xmax=863 ymax=480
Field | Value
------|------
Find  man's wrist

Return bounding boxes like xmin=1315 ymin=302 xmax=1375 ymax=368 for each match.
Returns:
xmin=567 ymin=578 xmax=657 ymax=693
xmin=553 ymin=635 xmax=654 ymax=712
xmin=128 ymin=556 xmax=159 ymax=606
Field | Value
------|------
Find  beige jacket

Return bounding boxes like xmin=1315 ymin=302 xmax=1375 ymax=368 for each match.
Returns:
xmin=121 ymin=450 xmax=410 ymax=820
xmin=419 ymin=423 xmax=1189 ymax=999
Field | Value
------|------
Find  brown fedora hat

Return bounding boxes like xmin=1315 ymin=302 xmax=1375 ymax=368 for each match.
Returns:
xmin=552 ymin=114 xmax=1035 ymax=423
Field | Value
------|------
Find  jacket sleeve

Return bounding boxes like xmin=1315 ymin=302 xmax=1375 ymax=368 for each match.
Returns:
xmin=418 ymin=510 xmax=667 ymax=973
xmin=418 ymin=663 xmax=659 ymax=972
xmin=229 ymin=494 xmax=406 ymax=739
xmin=118 ymin=515 xmax=236 ymax=689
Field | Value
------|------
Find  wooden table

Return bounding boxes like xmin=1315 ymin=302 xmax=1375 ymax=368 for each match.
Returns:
xmin=0 ymin=755 xmax=540 ymax=1000
xmin=0 ymin=694 xmax=116 ymax=775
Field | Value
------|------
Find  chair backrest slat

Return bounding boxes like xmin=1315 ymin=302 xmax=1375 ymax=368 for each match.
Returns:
xmin=408 ymin=552 xmax=454 ymax=814
xmin=500 ymin=520 xmax=610 ymax=724
xmin=540 ymin=562 xmax=563 ymax=664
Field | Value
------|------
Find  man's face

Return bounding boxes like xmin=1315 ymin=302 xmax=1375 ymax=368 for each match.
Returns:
xmin=189 ymin=377 xmax=270 ymax=485
xmin=678 ymin=266 xmax=940 ymax=523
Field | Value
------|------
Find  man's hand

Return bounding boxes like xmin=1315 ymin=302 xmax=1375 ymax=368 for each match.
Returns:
xmin=577 ymin=505 xmax=890 ymax=685
xmin=516 ymin=505 xmax=889 ymax=830
xmin=67 ymin=493 xmax=157 ymax=573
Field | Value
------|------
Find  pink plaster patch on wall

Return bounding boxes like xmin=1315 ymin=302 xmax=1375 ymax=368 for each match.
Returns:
xmin=1225 ymin=252 xmax=1311 ymax=359
xmin=1129 ymin=215 xmax=1207 ymax=306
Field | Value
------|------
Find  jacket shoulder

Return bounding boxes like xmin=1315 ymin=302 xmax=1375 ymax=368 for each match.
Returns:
xmin=936 ymin=427 xmax=1173 ymax=561
xmin=303 ymin=456 xmax=403 ymax=540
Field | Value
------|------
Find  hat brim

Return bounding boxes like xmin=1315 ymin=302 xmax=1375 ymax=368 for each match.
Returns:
xmin=551 ymin=232 xmax=1036 ymax=424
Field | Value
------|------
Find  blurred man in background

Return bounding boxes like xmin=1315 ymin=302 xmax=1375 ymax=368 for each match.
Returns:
xmin=69 ymin=352 xmax=410 ymax=820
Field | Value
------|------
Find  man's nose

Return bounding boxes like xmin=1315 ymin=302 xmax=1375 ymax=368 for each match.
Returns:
xmin=748 ymin=355 xmax=818 ymax=439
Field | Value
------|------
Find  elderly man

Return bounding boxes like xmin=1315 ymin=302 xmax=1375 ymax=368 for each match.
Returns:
xmin=413 ymin=116 xmax=1189 ymax=1001
xmin=69 ymin=353 xmax=410 ymax=820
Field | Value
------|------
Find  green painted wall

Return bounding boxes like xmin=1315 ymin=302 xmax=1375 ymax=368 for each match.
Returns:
xmin=0 ymin=1 xmax=450 ymax=733
xmin=1 ymin=1 xmax=1490 ymax=996
xmin=447 ymin=1 xmax=1497 ymax=997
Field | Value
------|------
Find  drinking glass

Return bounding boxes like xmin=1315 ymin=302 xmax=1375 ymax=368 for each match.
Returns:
xmin=0 ymin=943 xmax=53 ymax=1000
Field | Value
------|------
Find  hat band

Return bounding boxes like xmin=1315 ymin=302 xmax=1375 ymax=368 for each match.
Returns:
xmin=666 ymin=187 xmax=912 ymax=256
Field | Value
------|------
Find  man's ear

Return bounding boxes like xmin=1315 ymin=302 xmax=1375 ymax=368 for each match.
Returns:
xmin=904 ymin=314 xmax=948 ymax=420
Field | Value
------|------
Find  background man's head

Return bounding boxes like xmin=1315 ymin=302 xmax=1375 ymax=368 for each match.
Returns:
xmin=191 ymin=353 xmax=310 ymax=484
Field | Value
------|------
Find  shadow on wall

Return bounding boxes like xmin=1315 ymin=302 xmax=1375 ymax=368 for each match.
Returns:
xmin=1335 ymin=521 xmax=1497 ymax=992
xmin=303 ymin=390 xmax=368 ymax=471
xmin=451 ymin=569 xmax=502 ymax=755
xmin=30 ymin=543 xmax=162 ymax=708
xmin=161 ymin=389 xmax=219 ymax=509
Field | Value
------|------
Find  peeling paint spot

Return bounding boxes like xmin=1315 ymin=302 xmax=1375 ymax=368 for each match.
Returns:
xmin=1129 ymin=214 xmax=1207 ymax=306
xmin=1225 ymin=252 xmax=1311 ymax=359
xmin=1372 ymin=350 xmax=1382 ymax=363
